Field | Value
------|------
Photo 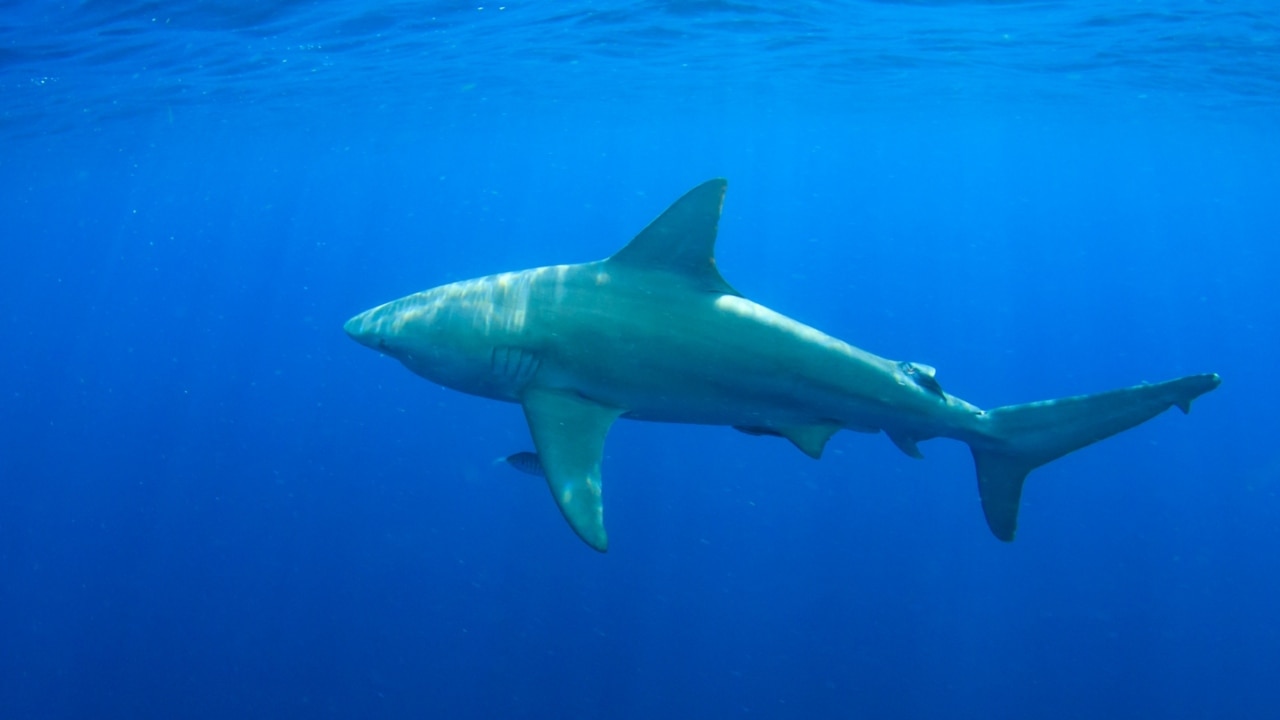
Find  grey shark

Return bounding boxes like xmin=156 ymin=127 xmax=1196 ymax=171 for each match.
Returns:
xmin=345 ymin=179 xmax=1220 ymax=552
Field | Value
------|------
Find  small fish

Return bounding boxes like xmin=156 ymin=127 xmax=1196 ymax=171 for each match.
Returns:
xmin=502 ymin=451 xmax=545 ymax=477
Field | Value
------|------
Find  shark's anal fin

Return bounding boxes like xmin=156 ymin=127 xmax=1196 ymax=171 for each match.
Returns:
xmin=521 ymin=387 xmax=623 ymax=552
xmin=608 ymin=178 xmax=740 ymax=296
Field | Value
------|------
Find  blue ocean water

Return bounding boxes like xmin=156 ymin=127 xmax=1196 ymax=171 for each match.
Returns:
xmin=2 ymin=1 xmax=1278 ymax=718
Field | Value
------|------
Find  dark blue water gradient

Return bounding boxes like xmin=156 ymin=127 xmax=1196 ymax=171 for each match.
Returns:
xmin=3 ymin=0 xmax=1279 ymax=135
xmin=2 ymin=2 xmax=1279 ymax=719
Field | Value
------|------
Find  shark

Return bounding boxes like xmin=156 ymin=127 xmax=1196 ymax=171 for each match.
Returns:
xmin=344 ymin=178 xmax=1220 ymax=552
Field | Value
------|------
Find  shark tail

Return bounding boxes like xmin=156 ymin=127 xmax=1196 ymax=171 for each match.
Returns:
xmin=969 ymin=373 xmax=1220 ymax=541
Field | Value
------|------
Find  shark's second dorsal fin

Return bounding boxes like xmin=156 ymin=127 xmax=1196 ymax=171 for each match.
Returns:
xmin=608 ymin=178 xmax=740 ymax=296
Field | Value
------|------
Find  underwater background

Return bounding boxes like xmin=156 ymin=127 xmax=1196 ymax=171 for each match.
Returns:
xmin=2 ymin=2 xmax=1278 ymax=718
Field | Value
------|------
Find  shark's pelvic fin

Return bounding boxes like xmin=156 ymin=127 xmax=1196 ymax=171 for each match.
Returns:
xmin=887 ymin=431 xmax=925 ymax=459
xmin=733 ymin=423 xmax=841 ymax=459
xmin=521 ymin=387 xmax=623 ymax=552
xmin=608 ymin=178 xmax=740 ymax=296
xmin=779 ymin=423 xmax=841 ymax=459
xmin=971 ymin=373 xmax=1221 ymax=541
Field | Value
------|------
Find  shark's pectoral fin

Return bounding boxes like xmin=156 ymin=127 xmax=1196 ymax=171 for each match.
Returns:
xmin=521 ymin=388 xmax=623 ymax=552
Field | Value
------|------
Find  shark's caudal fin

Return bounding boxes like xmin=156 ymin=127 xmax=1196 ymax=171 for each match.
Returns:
xmin=971 ymin=373 xmax=1221 ymax=541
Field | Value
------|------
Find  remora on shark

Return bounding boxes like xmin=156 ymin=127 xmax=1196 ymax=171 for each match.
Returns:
xmin=345 ymin=179 xmax=1220 ymax=552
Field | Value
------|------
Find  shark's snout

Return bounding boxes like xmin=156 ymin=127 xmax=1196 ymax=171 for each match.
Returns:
xmin=342 ymin=313 xmax=364 ymax=339
xmin=343 ymin=310 xmax=381 ymax=349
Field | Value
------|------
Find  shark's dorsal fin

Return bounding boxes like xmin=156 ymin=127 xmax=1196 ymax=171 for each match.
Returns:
xmin=521 ymin=387 xmax=623 ymax=552
xmin=608 ymin=178 xmax=741 ymax=296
